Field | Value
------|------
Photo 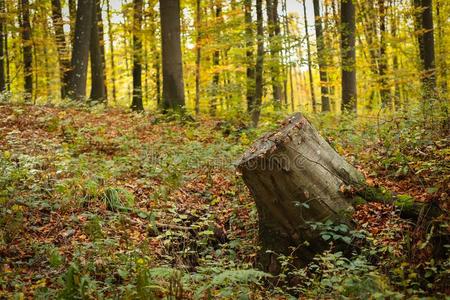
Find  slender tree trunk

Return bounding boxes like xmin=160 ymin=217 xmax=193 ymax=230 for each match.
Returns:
xmin=266 ymin=0 xmax=282 ymax=108
xmin=340 ymin=0 xmax=357 ymax=112
xmin=50 ymin=0 xmax=70 ymax=98
xmin=303 ymin=0 xmax=316 ymax=113
xmin=4 ymin=13 xmax=9 ymax=92
xmin=19 ymin=0 xmax=33 ymax=102
xmin=414 ymin=0 xmax=437 ymax=101
xmin=378 ymin=0 xmax=390 ymax=108
xmin=131 ymin=0 xmax=143 ymax=111
xmin=160 ymin=0 xmax=185 ymax=110
xmin=195 ymin=0 xmax=202 ymax=114
xmin=358 ymin=0 xmax=378 ymax=109
xmin=68 ymin=0 xmax=77 ymax=44
xmin=90 ymin=0 xmax=106 ymax=102
xmin=324 ymin=0 xmax=336 ymax=111
xmin=106 ymin=0 xmax=117 ymax=103
xmin=245 ymin=0 xmax=255 ymax=114
xmin=0 ymin=0 xmax=5 ymax=92
xmin=389 ymin=0 xmax=401 ymax=110
xmin=95 ymin=0 xmax=107 ymax=99
xmin=147 ymin=1 xmax=161 ymax=106
xmin=253 ymin=0 xmax=264 ymax=127
xmin=436 ymin=0 xmax=447 ymax=98
xmin=210 ymin=1 xmax=222 ymax=116
xmin=67 ymin=0 xmax=94 ymax=100
xmin=313 ymin=0 xmax=330 ymax=112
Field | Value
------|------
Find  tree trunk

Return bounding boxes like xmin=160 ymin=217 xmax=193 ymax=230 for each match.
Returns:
xmin=68 ymin=0 xmax=77 ymax=44
xmin=378 ymin=0 xmax=390 ymax=108
xmin=5 ymin=14 xmax=9 ymax=92
xmin=245 ymin=0 xmax=255 ymax=114
xmin=210 ymin=2 xmax=221 ymax=116
xmin=414 ymin=0 xmax=437 ymax=102
xmin=106 ymin=0 xmax=117 ymax=103
xmin=195 ymin=0 xmax=202 ymax=115
xmin=20 ymin=0 xmax=33 ymax=102
xmin=67 ymin=0 xmax=94 ymax=100
xmin=313 ymin=0 xmax=330 ymax=112
xmin=130 ymin=0 xmax=143 ymax=111
xmin=90 ymin=0 xmax=106 ymax=103
xmin=160 ymin=0 xmax=185 ymax=110
xmin=303 ymin=0 xmax=317 ymax=113
xmin=253 ymin=0 xmax=264 ymax=127
xmin=95 ymin=0 xmax=107 ymax=99
xmin=435 ymin=0 xmax=447 ymax=99
xmin=266 ymin=0 xmax=282 ymax=109
xmin=148 ymin=4 xmax=161 ymax=106
xmin=237 ymin=113 xmax=364 ymax=271
xmin=390 ymin=0 xmax=401 ymax=110
xmin=50 ymin=0 xmax=70 ymax=98
xmin=341 ymin=0 xmax=357 ymax=112
xmin=0 ymin=0 xmax=5 ymax=92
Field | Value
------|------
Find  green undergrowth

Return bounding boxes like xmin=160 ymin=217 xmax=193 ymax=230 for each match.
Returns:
xmin=0 ymin=103 xmax=448 ymax=298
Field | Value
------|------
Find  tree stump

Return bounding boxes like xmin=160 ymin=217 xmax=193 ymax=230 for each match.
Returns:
xmin=237 ymin=113 xmax=364 ymax=271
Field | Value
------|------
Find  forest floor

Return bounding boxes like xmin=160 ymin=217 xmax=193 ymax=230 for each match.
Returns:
xmin=0 ymin=103 xmax=448 ymax=299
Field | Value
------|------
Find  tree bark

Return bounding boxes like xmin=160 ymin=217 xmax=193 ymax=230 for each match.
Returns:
xmin=68 ymin=0 xmax=77 ymax=44
xmin=0 ymin=0 xmax=5 ymax=92
xmin=414 ymin=0 xmax=437 ymax=101
xmin=50 ymin=0 xmax=70 ymax=98
xmin=378 ymin=0 xmax=390 ymax=108
xmin=245 ymin=0 xmax=255 ymax=115
xmin=389 ymin=0 xmax=401 ymax=110
xmin=266 ymin=0 xmax=282 ymax=109
xmin=210 ymin=1 xmax=222 ymax=116
xmin=130 ymin=0 xmax=143 ymax=111
xmin=67 ymin=0 xmax=94 ymax=101
xmin=160 ymin=0 xmax=185 ymax=110
xmin=435 ymin=0 xmax=447 ymax=99
xmin=313 ymin=0 xmax=330 ymax=112
xmin=148 ymin=3 xmax=161 ymax=106
xmin=303 ymin=0 xmax=317 ymax=113
xmin=106 ymin=0 xmax=117 ymax=103
xmin=19 ymin=0 xmax=33 ymax=102
xmin=90 ymin=0 xmax=106 ymax=103
xmin=237 ymin=113 xmax=364 ymax=271
xmin=95 ymin=0 xmax=107 ymax=99
xmin=253 ymin=0 xmax=264 ymax=127
xmin=195 ymin=0 xmax=202 ymax=115
xmin=341 ymin=0 xmax=357 ymax=112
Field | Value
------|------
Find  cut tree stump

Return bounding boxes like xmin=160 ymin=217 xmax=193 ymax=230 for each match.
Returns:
xmin=237 ymin=113 xmax=446 ymax=273
xmin=237 ymin=113 xmax=365 ymax=272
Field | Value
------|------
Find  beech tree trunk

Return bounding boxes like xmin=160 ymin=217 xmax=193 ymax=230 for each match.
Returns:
xmin=237 ymin=113 xmax=364 ymax=271
xmin=0 ymin=0 xmax=5 ymax=92
xmin=51 ymin=0 xmax=70 ymax=98
xmin=303 ymin=0 xmax=316 ymax=113
xmin=313 ymin=0 xmax=330 ymax=112
xmin=341 ymin=0 xmax=357 ymax=112
xmin=253 ymin=0 xmax=264 ymax=127
xmin=195 ymin=0 xmax=202 ymax=115
xmin=130 ymin=0 xmax=143 ymax=111
xmin=106 ymin=0 xmax=117 ymax=103
xmin=266 ymin=0 xmax=282 ymax=108
xmin=90 ymin=0 xmax=106 ymax=103
xmin=160 ymin=0 xmax=185 ymax=110
xmin=414 ymin=0 xmax=437 ymax=102
xmin=210 ymin=2 xmax=221 ymax=116
xmin=67 ymin=0 xmax=94 ymax=100
xmin=20 ymin=0 xmax=33 ymax=102
xmin=245 ymin=0 xmax=255 ymax=114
